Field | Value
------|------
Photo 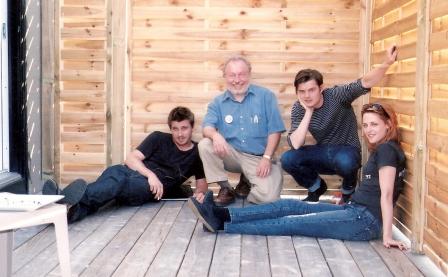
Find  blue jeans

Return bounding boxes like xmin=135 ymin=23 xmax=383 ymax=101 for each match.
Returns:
xmin=69 ymin=165 xmax=155 ymax=222
xmin=281 ymin=144 xmax=361 ymax=194
xmin=225 ymin=199 xmax=381 ymax=241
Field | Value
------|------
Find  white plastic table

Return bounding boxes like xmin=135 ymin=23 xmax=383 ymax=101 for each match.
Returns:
xmin=0 ymin=203 xmax=71 ymax=277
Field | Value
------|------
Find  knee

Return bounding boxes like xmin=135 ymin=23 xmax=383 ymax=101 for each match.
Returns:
xmin=280 ymin=151 xmax=294 ymax=170
xmin=249 ymin=193 xmax=280 ymax=204
xmin=198 ymin=138 xmax=213 ymax=154
xmin=280 ymin=150 xmax=303 ymax=171
xmin=103 ymin=164 xmax=127 ymax=174
xmin=334 ymin=154 xmax=360 ymax=176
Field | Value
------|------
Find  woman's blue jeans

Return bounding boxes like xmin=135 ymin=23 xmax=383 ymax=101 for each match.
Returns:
xmin=225 ymin=199 xmax=381 ymax=241
xmin=281 ymin=144 xmax=361 ymax=195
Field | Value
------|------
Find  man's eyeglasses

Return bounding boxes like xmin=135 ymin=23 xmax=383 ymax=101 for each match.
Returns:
xmin=362 ymin=103 xmax=389 ymax=118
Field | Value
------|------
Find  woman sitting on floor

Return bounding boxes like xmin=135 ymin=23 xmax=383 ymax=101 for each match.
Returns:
xmin=189 ymin=103 xmax=408 ymax=249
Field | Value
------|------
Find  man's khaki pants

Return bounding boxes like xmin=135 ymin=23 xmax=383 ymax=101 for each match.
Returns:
xmin=198 ymin=138 xmax=283 ymax=204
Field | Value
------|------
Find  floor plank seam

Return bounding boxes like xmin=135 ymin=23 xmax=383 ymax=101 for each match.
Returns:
xmin=78 ymin=205 xmax=141 ymax=276
xmin=109 ymin=203 xmax=164 ymax=277
xmin=143 ymin=201 xmax=185 ymax=276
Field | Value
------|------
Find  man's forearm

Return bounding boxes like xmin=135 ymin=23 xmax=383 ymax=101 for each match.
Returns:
xmin=203 ymin=126 xmax=219 ymax=140
xmin=125 ymin=152 xmax=155 ymax=179
xmin=289 ymin=110 xmax=312 ymax=149
xmin=264 ymin=132 xmax=281 ymax=157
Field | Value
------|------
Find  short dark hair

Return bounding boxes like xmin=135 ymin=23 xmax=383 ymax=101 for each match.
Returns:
xmin=293 ymin=69 xmax=324 ymax=91
xmin=168 ymin=106 xmax=195 ymax=128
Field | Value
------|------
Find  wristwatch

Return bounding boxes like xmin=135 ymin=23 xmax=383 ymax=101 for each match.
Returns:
xmin=262 ymin=154 xmax=272 ymax=161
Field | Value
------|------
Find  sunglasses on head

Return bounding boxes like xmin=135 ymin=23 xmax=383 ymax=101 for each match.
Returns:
xmin=362 ymin=103 xmax=389 ymax=118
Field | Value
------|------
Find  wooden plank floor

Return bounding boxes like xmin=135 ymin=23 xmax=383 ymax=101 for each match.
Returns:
xmin=11 ymin=199 xmax=445 ymax=277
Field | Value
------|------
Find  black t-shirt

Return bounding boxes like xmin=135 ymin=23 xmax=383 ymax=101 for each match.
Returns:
xmin=351 ymin=141 xmax=406 ymax=221
xmin=136 ymin=131 xmax=205 ymax=190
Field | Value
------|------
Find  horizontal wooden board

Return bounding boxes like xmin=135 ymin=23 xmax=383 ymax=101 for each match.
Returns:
xmin=132 ymin=7 xmax=360 ymax=20
xmin=132 ymin=50 xmax=359 ymax=62
xmin=372 ymin=13 xmax=417 ymax=42
xmin=61 ymin=112 xmax=106 ymax=123
xmin=132 ymin=28 xmax=359 ymax=40
xmin=430 ymin=0 xmax=448 ymax=20
xmin=61 ymin=6 xmax=106 ymax=17
xmin=423 ymin=228 xmax=448 ymax=266
xmin=61 ymin=28 xmax=107 ymax=40
xmin=429 ymin=64 xmax=448 ymax=84
xmin=425 ymin=195 xmax=448 ymax=227
xmin=373 ymin=0 xmax=414 ymax=19
xmin=371 ymin=43 xmax=417 ymax=64
xmin=430 ymin=30 xmax=448 ymax=52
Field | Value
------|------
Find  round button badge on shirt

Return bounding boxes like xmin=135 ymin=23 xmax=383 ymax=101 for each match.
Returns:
xmin=225 ymin=115 xmax=233 ymax=124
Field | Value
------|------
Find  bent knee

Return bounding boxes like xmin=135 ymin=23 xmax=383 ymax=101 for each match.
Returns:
xmin=334 ymin=155 xmax=360 ymax=175
xmin=280 ymin=150 xmax=297 ymax=169
xmin=248 ymin=187 xmax=281 ymax=204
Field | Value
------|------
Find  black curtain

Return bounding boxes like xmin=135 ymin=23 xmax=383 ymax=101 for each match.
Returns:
xmin=8 ymin=0 xmax=28 ymax=192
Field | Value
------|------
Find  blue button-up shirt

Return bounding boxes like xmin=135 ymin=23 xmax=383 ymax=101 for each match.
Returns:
xmin=203 ymin=84 xmax=286 ymax=155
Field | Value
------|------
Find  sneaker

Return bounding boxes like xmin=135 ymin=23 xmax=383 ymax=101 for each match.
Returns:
xmin=234 ymin=174 xmax=251 ymax=198
xmin=303 ymin=179 xmax=327 ymax=202
xmin=201 ymin=191 xmax=216 ymax=232
xmin=60 ymin=179 xmax=88 ymax=206
xmin=188 ymin=196 xmax=221 ymax=232
xmin=203 ymin=190 xmax=215 ymax=206
xmin=42 ymin=179 xmax=61 ymax=195
xmin=215 ymin=187 xmax=236 ymax=206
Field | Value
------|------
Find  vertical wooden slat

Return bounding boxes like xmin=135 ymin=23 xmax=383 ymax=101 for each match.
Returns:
xmin=106 ymin=0 xmax=129 ymax=165
xmin=412 ymin=0 xmax=430 ymax=253
xmin=41 ymin=0 xmax=55 ymax=179
xmin=360 ymin=0 xmax=373 ymax=165
xmin=54 ymin=0 xmax=62 ymax=184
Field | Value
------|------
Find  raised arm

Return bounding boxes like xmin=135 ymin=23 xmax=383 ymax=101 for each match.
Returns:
xmin=379 ymin=165 xmax=407 ymax=250
xmin=361 ymin=45 xmax=398 ymax=88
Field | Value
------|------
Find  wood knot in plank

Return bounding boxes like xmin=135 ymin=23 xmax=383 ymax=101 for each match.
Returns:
xmin=240 ymin=29 xmax=249 ymax=39
xmin=251 ymin=0 xmax=261 ymax=8
xmin=220 ymin=19 xmax=229 ymax=27
xmin=219 ymin=41 xmax=227 ymax=50
xmin=343 ymin=0 xmax=355 ymax=9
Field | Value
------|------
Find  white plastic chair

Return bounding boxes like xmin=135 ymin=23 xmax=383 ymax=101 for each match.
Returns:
xmin=0 ymin=203 xmax=71 ymax=277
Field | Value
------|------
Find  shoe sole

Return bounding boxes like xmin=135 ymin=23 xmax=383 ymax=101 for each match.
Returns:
xmin=187 ymin=198 xmax=216 ymax=232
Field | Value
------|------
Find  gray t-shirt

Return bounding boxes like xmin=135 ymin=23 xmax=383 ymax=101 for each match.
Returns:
xmin=287 ymin=79 xmax=370 ymax=149
xmin=351 ymin=141 xmax=406 ymax=221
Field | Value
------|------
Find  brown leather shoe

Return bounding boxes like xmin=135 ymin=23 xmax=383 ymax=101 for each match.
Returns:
xmin=234 ymin=174 xmax=251 ymax=198
xmin=215 ymin=187 xmax=236 ymax=206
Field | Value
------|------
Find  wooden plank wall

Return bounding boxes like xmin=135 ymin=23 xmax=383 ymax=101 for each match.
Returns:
xmin=58 ymin=0 xmax=109 ymax=184
xmin=56 ymin=0 xmax=366 ymax=192
xmin=129 ymin=0 xmax=364 ymax=193
xmin=371 ymin=0 xmax=447 ymax=274
xmin=425 ymin=0 xmax=448 ymax=273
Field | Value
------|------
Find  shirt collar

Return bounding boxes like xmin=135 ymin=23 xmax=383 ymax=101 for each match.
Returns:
xmin=222 ymin=84 xmax=254 ymax=102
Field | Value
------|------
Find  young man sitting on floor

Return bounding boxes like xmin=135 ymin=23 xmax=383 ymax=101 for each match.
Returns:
xmin=43 ymin=106 xmax=208 ymax=223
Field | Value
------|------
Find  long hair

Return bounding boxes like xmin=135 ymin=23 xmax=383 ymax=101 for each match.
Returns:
xmin=361 ymin=103 xmax=400 ymax=152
